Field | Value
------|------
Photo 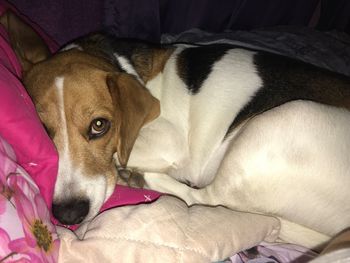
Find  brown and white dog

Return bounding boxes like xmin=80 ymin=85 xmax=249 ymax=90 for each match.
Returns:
xmin=2 ymin=12 xmax=350 ymax=249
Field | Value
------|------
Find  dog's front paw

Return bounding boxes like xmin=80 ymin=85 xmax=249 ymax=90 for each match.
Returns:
xmin=118 ymin=168 xmax=145 ymax=188
xmin=143 ymin=173 xmax=190 ymax=196
xmin=144 ymin=173 xmax=206 ymax=206
xmin=143 ymin=172 xmax=169 ymax=191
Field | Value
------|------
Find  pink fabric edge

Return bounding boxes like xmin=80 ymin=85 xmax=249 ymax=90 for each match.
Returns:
xmin=0 ymin=1 xmax=161 ymax=230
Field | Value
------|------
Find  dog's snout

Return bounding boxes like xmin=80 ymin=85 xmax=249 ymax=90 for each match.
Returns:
xmin=52 ymin=199 xmax=90 ymax=225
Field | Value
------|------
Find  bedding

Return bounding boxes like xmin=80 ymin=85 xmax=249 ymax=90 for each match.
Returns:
xmin=0 ymin=4 xmax=60 ymax=261
xmin=161 ymin=27 xmax=350 ymax=77
xmin=0 ymin=2 xmax=58 ymax=214
xmin=229 ymin=242 xmax=318 ymax=262
xmin=0 ymin=134 xmax=60 ymax=262
xmin=103 ymin=0 xmax=350 ymax=43
xmin=58 ymin=196 xmax=280 ymax=263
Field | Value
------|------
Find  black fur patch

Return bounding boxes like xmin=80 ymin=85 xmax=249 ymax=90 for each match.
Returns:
xmin=177 ymin=45 xmax=230 ymax=94
xmin=226 ymin=52 xmax=350 ymax=136
xmin=74 ymin=32 xmax=160 ymax=74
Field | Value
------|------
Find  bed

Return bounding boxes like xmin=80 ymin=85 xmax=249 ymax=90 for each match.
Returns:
xmin=0 ymin=1 xmax=349 ymax=262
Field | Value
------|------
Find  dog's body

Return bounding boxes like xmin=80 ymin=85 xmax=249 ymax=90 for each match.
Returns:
xmin=2 ymin=12 xmax=350 ymax=249
xmin=68 ymin=35 xmax=350 ymax=248
xmin=115 ymin=41 xmax=350 ymax=248
xmin=76 ymin=35 xmax=350 ymax=248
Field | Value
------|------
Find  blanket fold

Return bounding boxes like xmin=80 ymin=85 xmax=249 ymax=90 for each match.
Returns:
xmin=58 ymin=196 xmax=280 ymax=263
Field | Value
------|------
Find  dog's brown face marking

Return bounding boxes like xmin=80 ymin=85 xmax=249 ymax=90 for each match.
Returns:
xmin=1 ymin=11 xmax=162 ymax=224
xmin=24 ymin=50 xmax=160 ymax=224
xmin=24 ymin=52 xmax=118 ymax=224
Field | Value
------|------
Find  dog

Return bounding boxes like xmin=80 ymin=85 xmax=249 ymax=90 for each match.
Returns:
xmin=2 ymin=11 xmax=350 ymax=249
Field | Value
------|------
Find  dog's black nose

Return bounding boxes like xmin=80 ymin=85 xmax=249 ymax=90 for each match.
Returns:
xmin=52 ymin=199 xmax=90 ymax=225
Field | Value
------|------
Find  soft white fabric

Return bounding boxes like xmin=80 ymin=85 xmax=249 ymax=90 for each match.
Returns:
xmin=58 ymin=196 xmax=280 ymax=263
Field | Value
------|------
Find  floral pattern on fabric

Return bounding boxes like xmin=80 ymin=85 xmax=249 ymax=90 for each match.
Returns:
xmin=0 ymin=135 xmax=59 ymax=262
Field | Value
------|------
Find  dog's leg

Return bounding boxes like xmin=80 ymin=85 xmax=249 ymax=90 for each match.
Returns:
xmin=145 ymin=101 xmax=350 ymax=248
xmin=144 ymin=171 xmax=327 ymax=249
xmin=144 ymin=167 xmax=330 ymax=249
xmin=144 ymin=172 xmax=216 ymax=204
xmin=143 ymin=159 xmax=254 ymax=210
xmin=118 ymin=168 xmax=145 ymax=188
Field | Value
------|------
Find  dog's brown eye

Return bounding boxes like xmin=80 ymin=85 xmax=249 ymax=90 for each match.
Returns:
xmin=88 ymin=118 xmax=110 ymax=139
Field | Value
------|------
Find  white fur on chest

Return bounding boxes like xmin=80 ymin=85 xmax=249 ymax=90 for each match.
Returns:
xmin=128 ymin=47 xmax=262 ymax=187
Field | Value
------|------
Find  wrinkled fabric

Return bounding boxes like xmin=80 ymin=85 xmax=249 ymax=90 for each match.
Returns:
xmin=310 ymin=248 xmax=350 ymax=263
xmin=0 ymin=135 xmax=60 ymax=262
xmin=103 ymin=0 xmax=320 ymax=42
xmin=58 ymin=196 xmax=280 ymax=263
xmin=229 ymin=242 xmax=318 ymax=262
xmin=0 ymin=2 xmax=58 ymax=213
xmin=161 ymin=27 xmax=350 ymax=77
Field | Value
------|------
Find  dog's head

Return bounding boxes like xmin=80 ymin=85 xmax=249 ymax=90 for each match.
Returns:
xmin=1 ymin=12 xmax=160 ymax=225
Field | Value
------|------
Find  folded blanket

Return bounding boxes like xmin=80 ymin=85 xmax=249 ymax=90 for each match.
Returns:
xmin=58 ymin=196 xmax=280 ymax=263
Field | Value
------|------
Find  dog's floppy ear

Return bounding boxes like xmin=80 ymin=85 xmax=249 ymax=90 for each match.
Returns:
xmin=0 ymin=11 xmax=50 ymax=74
xmin=106 ymin=73 xmax=160 ymax=167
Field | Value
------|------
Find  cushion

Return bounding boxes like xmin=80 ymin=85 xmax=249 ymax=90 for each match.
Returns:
xmin=0 ymin=3 xmax=61 ymax=261
xmin=0 ymin=134 xmax=60 ymax=261
xmin=0 ymin=2 xmax=59 ymax=215
xmin=58 ymin=196 xmax=280 ymax=262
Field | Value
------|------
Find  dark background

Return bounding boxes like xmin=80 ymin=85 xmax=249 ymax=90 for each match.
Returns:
xmin=7 ymin=0 xmax=350 ymax=46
